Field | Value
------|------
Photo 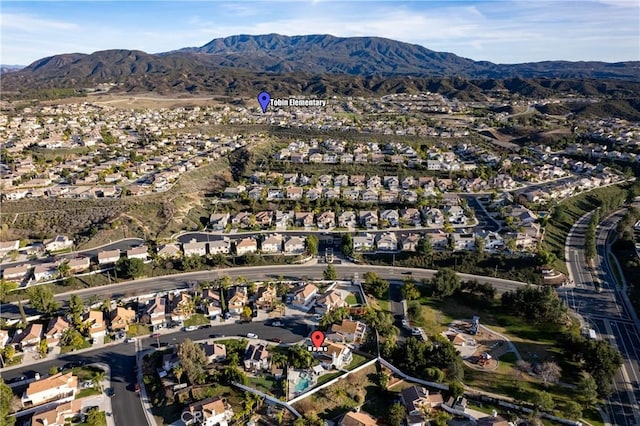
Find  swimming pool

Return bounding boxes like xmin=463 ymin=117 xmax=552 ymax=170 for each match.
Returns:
xmin=293 ymin=372 xmax=312 ymax=393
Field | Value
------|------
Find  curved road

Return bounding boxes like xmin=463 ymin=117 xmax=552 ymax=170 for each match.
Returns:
xmin=1 ymin=264 xmax=530 ymax=318
xmin=563 ymin=210 xmax=640 ymax=426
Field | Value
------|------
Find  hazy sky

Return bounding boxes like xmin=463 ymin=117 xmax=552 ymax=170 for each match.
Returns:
xmin=1 ymin=0 xmax=639 ymax=65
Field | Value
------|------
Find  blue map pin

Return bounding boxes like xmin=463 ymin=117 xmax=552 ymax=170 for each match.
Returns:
xmin=257 ymin=91 xmax=271 ymax=113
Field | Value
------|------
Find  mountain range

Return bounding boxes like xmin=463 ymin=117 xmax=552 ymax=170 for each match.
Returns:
xmin=2 ymin=34 xmax=639 ymax=98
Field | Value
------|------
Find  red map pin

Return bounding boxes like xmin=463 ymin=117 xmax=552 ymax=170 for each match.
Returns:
xmin=311 ymin=330 xmax=326 ymax=348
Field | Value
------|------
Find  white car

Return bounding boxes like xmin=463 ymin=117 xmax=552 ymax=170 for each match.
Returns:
xmin=411 ymin=328 xmax=423 ymax=336
xmin=246 ymin=333 xmax=258 ymax=339
xmin=402 ymin=319 xmax=411 ymax=329
xmin=125 ymin=337 xmax=137 ymax=343
xmin=185 ymin=326 xmax=198 ymax=331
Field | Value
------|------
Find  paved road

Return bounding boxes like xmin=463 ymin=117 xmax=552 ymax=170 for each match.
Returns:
xmin=1 ymin=264 xmax=530 ymax=321
xmin=3 ymin=320 xmax=308 ymax=426
xmin=0 ymin=238 xmax=145 ymax=269
xmin=562 ymin=211 xmax=640 ymax=426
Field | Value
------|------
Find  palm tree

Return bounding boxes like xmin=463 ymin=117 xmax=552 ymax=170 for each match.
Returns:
xmin=92 ymin=370 xmax=106 ymax=391
xmin=173 ymin=364 xmax=184 ymax=384
xmin=270 ymin=352 xmax=288 ymax=369
xmin=57 ymin=261 xmax=71 ymax=279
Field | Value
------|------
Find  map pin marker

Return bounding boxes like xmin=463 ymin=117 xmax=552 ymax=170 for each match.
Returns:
xmin=257 ymin=91 xmax=271 ymax=113
xmin=311 ymin=330 xmax=325 ymax=349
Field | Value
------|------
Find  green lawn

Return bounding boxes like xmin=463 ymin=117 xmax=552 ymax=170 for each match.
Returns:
xmin=345 ymin=294 xmax=358 ymax=305
xmin=247 ymin=375 xmax=276 ymax=395
xmin=377 ymin=298 xmax=390 ymax=312
xmin=77 ymin=410 xmax=107 ymax=426
xmin=183 ymin=313 xmax=210 ymax=327
xmin=75 ymin=388 xmax=101 ymax=399
xmin=127 ymin=323 xmax=151 ymax=337
xmin=345 ymin=354 xmax=370 ymax=371
xmin=70 ymin=365 xmax=106 ymax=380
xmin=61 ymin=340 xmax=92 ymax=354
xmin=315 ymin=371 xmax=343 ymax=386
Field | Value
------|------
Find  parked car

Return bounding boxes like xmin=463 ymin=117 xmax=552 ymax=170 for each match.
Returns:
xmin=268 ymin=338 xmax=282 ymax=343
xmin=135 ymin=383 xmax=141 ymax=393
xmin=184 ymin=326 xmax=198 ymax=331
xmin=270 ymin=321 xmax=284 ymax=327
xmin=106 ymin=388 xmax=115 ymax=397
xmin=126 ymin=337 xmax=137 ymax=343
xmin=150 ymin=333 xmax=160 ymax=338
xmin=246 ymin=333 xmax=258 ymax=339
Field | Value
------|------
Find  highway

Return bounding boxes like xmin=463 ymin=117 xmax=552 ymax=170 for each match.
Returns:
xmin=1 ymin=264 xmax=531 ymax=320
xmin=3 ymin=320 xmax=308 ymax=426
xmin=563 ymin=211 xmax=640 ymax=426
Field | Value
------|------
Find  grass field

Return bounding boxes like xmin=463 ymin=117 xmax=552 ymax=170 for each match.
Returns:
xmin=183 ymin=313 xmax=210 ymax=327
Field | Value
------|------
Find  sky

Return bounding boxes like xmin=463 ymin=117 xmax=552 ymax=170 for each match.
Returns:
xmin=1 ymin=0 xmax=639 ymax=66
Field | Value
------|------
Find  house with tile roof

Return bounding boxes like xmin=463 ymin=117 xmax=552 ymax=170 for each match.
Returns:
xmin=22 ymin=372 xmax=78 ymax=407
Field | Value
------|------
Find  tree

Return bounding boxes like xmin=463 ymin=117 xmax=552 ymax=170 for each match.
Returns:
xmin=305 ymin=235 xmax=319 ymax=256
xmin=86 ymin=408 xmax=106 ymax=426
xmin=531 ymin=390 xmax=554 ymax=412
xmin=362 ymin=272 xmax=389 ymax=299
xmin=241 ymin=306 xmax=253 ymax=321
xmin=388 ymin=402 xmax=406 ymax=426
xmin=564 ymin=400 xmax=583 ymax=420
xmin=173 ymin=364 xmax=184 ymax=384
xmin=68 ymin=294 xmax=85 ymax=326
xmin=56 ymin=261 xmax=71 ymax=278
xmin=323 ymin=264 xmax=337 ymax=280
xmin=431 ymin=268 xmax=460 ymax=298
xmin=0 ymin=279 xmax=18 ymax=302
xmin=417 ymin=236 xmax=433 ymax=256
xmin=3 ymin=345 xmax=15 ymax=363
xmin=116 ymin=257 xmax=145 ymax=278
xmin=341 ymin=233 xmax=353 ymax=257
xmin=448 ymin=381 xmax=465 ymax=399
xmin=402 ymin=280 xmax=421 ymax=301
xmin=38 ymin=339 xmax=48 ymax=358
xmin=60 ymin=328 xmax=85 ymax=350
xmin=538 ymin=361 xmax=561 ymax=386
xmin=27 ymin=285 xmax=59 ymax=314
xmin=577 ymin=373 xmax=599 ymax=407
xmin=177 ymin=339 xmax=208 ymax=384
xmin=92 ymin=370 xmax=106 ymax=391
xmin=0 ymin=378 xmax=15 ymax=426
xmin=288 ymin=345 xmax=314 ymax=369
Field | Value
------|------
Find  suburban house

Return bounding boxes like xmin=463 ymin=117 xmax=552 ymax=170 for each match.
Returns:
xmin=402 ymin=208 xmax=422 ymax=226
xmin=209 ymin=213 xmax=230 ymax=231
xmin=255 ymin=210 xmax=273 ymax=228
xmin=67 ymin=257 xmax=90 ymax=273
xmin=45 ymin=235 xmax=73 ymax=252
xmin=476 ymin=413 xmax=510 ymax=426
xmin=83 ymin=310 xmax=106 ymax=340
xmin=183 ymin=241 xmax=207 ymax=257
xmin=202 ymin=342 xmax=227 ymax=363
xmin=157 ymin=243 xmax=181 ymax=259
xmin=380 ymin=209 xmax=400 ymax=227
xmin=340 ymin=410 xmax=379 ymax=426
xmin=244 ymin=342 xmax=270 ymax=372
xmin=97 ymin=249 xmax=121 ymax=265
xmin=319 ymin=341 xmax=353 ymax=370
xmin=2 ymin=263 xmax=31 ymax=282
xmin=144 ymin=296 xmax=167 ymax=328
xmin=317 ymin=211 xmax=336 ymax=229
xmin=22 ymin=372 xmax=78 ymax=407
xmin=316 ymin=290 xmax=349 ymax=314
xmin=209 ymin=238 xmax=231 ymax=255
xmin=45 ymin=316 xmax=70 ymax=347
xmin=451 ymin=233 xmax=476 ymax=251
xmin=375 ymin=232 xmax=398 ymax=251
xmin=0 ymin=239 xmax=19 ymax=255
xmin=353 ymin=233 xmax=375 ymax=252
xmin=329 ymin=319 xmax=367 ymax=344
xmin=169 ymin=292 xmax=194 ymax=322
xmin=358 ymin=210 xmax=379 ymax=229
xmin=400 ymin=233 xmax=421 ymax=252
xmin=294 ymin=211 xmax=315 ymax=227
xmin=127 ymin=245 xmax=148 ymax=261
xmin=261 ymin=234 xmax=283 ymax=254
xmin=227 ymin=286 xmax=248 ymax=313
xmin=338 ymin=211 xmax=357 ymax=228
xmin=181 ymin=397 xmax=234 ymax=426
xmin=235 ymin=237 xmax=258 ymax=256
xmin=293 ymin=283 xmax=318 ymax=307
xmin=33 ymin=262 xmax=58 ymax=281
xmin=401 ymin=385 xmax=444 ymax=426
xmin=202 ymin=289 xmax=222 ymax=318
xmin=109 ymin=307 xmax=136 ymax=331
xmin=12 ymin=323 xmax=43 ymax=351
xmin=284 ymin=236 xmax=306 ymax=254
xmin=255 ymin=285 xmax=278 ymax=309
xmin=31 ymin=399 xmax=83 ymax=426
